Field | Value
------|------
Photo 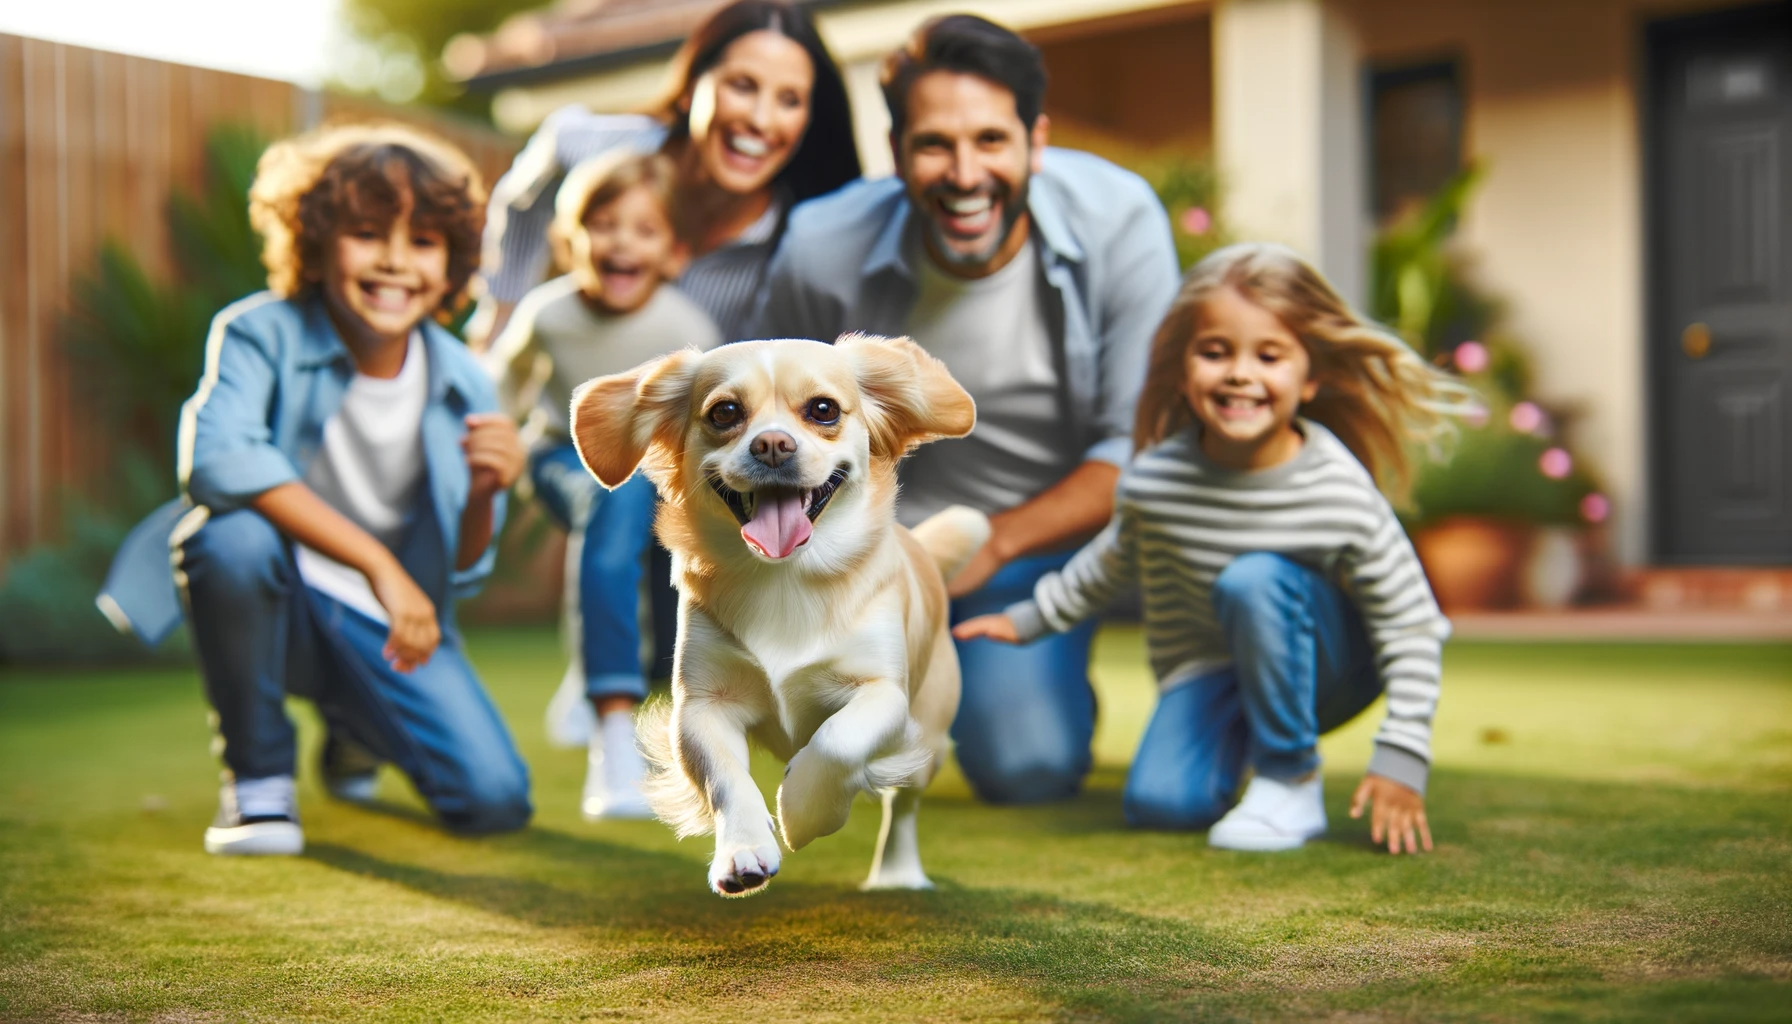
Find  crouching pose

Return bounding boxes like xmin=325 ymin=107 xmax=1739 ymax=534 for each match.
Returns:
xmin=570 ymin=335 xmax=985 ymax=896
xmin=957 ymin=243 xmax=1472 ymax=854
xmin=100 ymin=124 xmax=532 ymax=854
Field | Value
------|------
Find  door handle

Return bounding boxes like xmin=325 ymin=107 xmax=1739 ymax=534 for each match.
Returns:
xmin=1682 ymin=322 xmax=1712 ymax=359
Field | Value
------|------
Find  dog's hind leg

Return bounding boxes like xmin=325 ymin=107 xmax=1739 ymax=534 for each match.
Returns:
xmin=862 ymin=787 xmax=932 ymax=890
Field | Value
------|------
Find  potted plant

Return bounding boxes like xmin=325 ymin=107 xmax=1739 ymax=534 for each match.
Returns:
xmin=1373 ymin=170 xmax=1610 ymax=612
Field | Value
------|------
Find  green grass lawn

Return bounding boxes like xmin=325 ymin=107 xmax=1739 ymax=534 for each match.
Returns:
xmin=2 ymin=629 xmax=1789 ymax=1023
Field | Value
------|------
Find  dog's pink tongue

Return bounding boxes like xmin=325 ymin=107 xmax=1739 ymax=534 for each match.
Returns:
xmin=741 ymin=492 xmax=812 ymax=559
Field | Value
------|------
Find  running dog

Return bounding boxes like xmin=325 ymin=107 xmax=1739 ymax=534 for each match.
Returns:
xmin=570 ymin=334 xmax=986 ymax=897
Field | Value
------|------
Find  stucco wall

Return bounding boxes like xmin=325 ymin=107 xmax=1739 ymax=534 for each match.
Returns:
xmin=1342 ymin=0 xmax=1750 ymax=564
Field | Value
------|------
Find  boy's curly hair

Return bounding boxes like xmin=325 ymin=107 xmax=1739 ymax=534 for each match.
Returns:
xmin=248 ymin=122 xmax=487 ymax=315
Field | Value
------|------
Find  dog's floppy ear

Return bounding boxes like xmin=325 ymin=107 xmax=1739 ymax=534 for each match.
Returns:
xmin=570 ymin=348 xmax=701 ymax=488
xmin=836 ymin=333 xmax=976 ymax=461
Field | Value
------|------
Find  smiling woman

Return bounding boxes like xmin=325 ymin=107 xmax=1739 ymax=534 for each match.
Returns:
xmin=474 ymin=0 xmax=861 ymax=348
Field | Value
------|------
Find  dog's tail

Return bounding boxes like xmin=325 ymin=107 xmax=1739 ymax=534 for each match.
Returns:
xmin=910 ymin=505 xmax=991 ymax=583
xmin=635 ymin=696 xmax=716 ymax=838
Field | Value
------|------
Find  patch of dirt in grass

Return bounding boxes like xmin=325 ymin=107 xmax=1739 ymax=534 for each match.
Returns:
xmin=1256 ymin=930 xmax=1479 ymax=988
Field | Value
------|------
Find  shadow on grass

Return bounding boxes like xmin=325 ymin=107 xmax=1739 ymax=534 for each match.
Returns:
xmin=307 ymin=828 xmax=1248 ymax=1022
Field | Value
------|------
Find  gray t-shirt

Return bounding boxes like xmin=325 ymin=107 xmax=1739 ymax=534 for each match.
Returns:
xmin=898 ymin=238 xmax=1077 ymax=526
xmin=487 ymin=275 xmax=722 ymax=445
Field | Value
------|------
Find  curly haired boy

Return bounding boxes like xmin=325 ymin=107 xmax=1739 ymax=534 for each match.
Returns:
xmin=102 ymin=123 xmax=532 ymax=854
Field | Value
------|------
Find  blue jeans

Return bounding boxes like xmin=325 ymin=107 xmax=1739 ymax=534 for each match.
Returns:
xmin=950 ymin=551 xmax=1099 ymax=804
xmin=179 ymin=510 xmax=532 ymax=834
xmin=1125 ymin=553 xmax=1383 ymax=830
xmin=530 ymin=445 xmax=657 ymax=702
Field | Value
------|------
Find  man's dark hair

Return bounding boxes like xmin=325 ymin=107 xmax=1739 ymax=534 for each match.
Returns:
xmin=880 ymin=15 xmax=1047 ymax=140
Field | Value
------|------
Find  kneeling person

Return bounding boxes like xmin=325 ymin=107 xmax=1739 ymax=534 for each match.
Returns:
xmin=102 ymin=124 xmax=532 ymax=854
xmin=485 ymin=151 xmax=721 ymax=819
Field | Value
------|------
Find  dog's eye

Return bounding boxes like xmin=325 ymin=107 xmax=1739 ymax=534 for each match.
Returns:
xmin=806 ymin=397 xmax=840 ymax=425
xmin=707 ymin=401 xmax=743 ymax=429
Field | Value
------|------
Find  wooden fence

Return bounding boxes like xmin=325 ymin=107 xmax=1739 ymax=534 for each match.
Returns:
xmin=0 ymin=35 xmax=519 ymax=569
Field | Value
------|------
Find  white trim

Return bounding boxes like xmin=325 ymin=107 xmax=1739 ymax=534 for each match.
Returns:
xmin=176 ymin=292 xmax=283 ymax=493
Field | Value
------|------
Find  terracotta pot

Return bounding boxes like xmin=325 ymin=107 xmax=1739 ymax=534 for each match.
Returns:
xmin=1412 ymin=516 xmax=1533 ymax=613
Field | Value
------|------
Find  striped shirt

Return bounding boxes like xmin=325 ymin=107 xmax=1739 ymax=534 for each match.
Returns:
xmin=1007 ymin=420 xmax=1450 ymax=792
xmin=481 ymin=107 xmax=781 ymax=343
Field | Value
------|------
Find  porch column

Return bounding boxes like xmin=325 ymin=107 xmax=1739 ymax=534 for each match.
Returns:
xmin=1213 ymin=0 xmax=1365 ymax=306
xmin=842 ymin=58 xmax=896 ymax=180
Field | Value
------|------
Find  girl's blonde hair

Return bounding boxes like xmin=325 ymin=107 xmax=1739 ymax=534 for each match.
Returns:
xmin=548 ymin=150 xmax=679 ymax=272
xmin=1134 ymin=242 xmax=1473 ymax=502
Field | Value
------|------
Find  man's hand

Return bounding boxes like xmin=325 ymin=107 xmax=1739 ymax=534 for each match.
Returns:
xmin=947 ymin=542 xmax=1004 ymax=597
xmin=1350 ymin=774 xmax=1433 ymax=855
xmin=464 ymin=413 xmax=526 ymax=499
xmin=951 ymin=613 xmax=1020 ymax=644
xmin=369 ymin=561 xmax=439 ymax=672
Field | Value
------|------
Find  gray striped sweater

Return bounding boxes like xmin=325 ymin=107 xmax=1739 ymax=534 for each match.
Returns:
xmin=1006 ymin=421 xmax=1449 ymax=793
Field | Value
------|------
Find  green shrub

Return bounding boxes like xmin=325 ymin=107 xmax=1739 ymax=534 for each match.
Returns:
xmin=0 ymin=126 xmax=268 ymax=665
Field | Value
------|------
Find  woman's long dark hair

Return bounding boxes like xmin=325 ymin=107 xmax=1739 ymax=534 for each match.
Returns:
xmin=652 ymin=0 xmax=860 ymax=205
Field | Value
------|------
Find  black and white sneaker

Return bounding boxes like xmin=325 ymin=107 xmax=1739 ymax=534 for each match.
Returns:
xmin=203 ymin=775 xmax=303 ymax=856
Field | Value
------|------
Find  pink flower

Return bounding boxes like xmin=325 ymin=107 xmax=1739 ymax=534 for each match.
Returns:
xmin=1179 ymin=206 xmax=1212 ymax=236
xmin=1463 ymin=402 xmax=1490 ymax=427
xmin=1539 ymin=447 xmax=1573 ymax=480
xmin=1509 ymin=401 xmax=1546 ymax=434
xmin=1580 ymin=493 xmax=1610 ymax=524
xmin=1453 ymin=341 xmax=1489 ymax=374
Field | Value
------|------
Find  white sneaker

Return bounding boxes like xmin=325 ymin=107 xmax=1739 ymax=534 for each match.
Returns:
xmin=204 ymin=775 xmax=303 ymax=856
xmin=545 ymin=659 xmax=597 ymax=749
xmin=581 ymin=708 xmax=653 ymax=820
xmin=1208 ymin=774 xmax=1326 ymax=851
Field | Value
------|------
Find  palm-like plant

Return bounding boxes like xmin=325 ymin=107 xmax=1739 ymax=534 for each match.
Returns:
xmin=0 ymin=126 xmax=269 ymax=663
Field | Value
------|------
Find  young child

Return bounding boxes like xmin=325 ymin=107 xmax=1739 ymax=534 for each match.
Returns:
xmin=955 ymin=243 xmax=1470 ymax=854
xmin=484 ymin=151 xmax=721 ymax=820
xmin=100 ymin=123 xmax=531 ymax=855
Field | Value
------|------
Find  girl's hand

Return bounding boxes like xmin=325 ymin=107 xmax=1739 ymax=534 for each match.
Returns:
xmin=952 ymin=614 xmax=1020 ymax=644
xmin=369 ymin=562 xmax=440 ymax=672
xmin=1350 ymin=774 xmax=1433 ymax=855
xmin=464 ymin=413 xmax=526 ymax=499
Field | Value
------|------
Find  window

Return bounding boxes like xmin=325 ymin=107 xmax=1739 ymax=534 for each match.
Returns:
xmin=1368 ymin=61 xmax=1464 ymax=223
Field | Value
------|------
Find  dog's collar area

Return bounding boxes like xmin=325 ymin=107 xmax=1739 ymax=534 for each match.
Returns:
xmin=709 ymin=467 xmax=850 ymax=527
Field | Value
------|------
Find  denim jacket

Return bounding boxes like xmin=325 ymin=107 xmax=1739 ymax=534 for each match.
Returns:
xmin=98 ymin=292 xmax=507 ymax=645
xmin=751 ymin=148 xmax=1181 ymax=468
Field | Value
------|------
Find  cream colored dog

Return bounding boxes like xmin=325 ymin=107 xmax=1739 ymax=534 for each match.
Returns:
xmin=570 ymin=334 xmax=987 ymax=897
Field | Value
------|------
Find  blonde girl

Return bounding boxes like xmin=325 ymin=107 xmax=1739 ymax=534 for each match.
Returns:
xmin=956 ymin=242 xmax=1470 ymax=854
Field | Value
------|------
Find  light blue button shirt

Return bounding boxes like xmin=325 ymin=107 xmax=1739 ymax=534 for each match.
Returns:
xmin=751 ymin=147 xmax=1181 ymax=472
xmin=99 ymin=292 xmax=506 ymax=645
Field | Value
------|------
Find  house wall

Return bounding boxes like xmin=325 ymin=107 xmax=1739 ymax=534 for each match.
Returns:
xmin=1339 ymin=0 xmax=1753 ymax=565
xmin=1036 ymin=10 xmax=1214 ymax=154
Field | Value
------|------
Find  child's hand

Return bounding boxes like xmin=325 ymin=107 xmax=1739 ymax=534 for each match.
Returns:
xmin=952 ymin=614 xmax=1020 ymax=644
xmin=1349 ymin=774 xmax=1433 ymax=855
xmin=369 ymin=563 xmax=439 ymax=672
xmin=464 ymin=413 xmax=526 ymax=499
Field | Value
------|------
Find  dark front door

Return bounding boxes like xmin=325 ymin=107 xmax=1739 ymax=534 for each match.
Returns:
xmin=1649 ymin=2 xmax=1792 ymax=565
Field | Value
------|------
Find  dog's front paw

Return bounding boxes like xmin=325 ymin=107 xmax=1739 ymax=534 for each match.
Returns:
xmin=709 ymin=837 xmax=781 ymax=898
xmin=777 ymin=748 xmax=857 ymax=850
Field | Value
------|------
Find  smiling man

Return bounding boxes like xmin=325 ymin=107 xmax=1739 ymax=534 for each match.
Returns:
xmin=754 ymin=15 xmax=1180 ymax=804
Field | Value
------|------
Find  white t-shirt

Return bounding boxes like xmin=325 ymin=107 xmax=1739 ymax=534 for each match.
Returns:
xmin=898 ymin=238 xmax=1077 ymax=525
xmin=295 ymin=332 xmax=429 ymax=622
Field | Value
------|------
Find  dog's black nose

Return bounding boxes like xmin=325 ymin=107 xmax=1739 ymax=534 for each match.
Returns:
xmin=750 ymin=430 xmax=797 ymax=468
